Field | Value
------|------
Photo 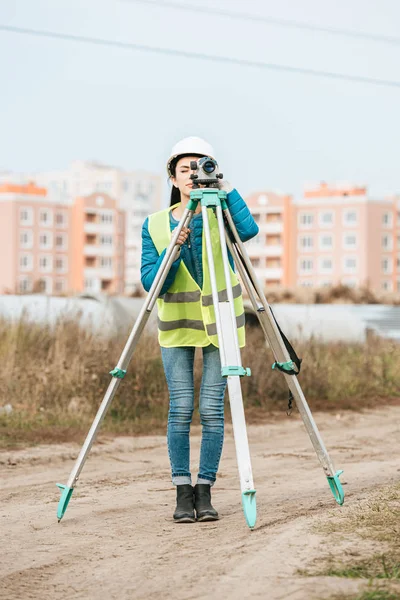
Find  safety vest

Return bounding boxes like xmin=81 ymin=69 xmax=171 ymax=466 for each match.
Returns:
xmin=148 ymin=205 xmax=246 ymax=348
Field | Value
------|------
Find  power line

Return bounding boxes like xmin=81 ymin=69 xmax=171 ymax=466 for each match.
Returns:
xmin=1 ymin=24 xmax=400 ymax=89
xmin=120 ymin=0 xmax=400 ymax=46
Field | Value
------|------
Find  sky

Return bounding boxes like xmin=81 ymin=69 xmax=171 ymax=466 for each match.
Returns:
xmin=1 ymin=0 xmax=400 ymax=201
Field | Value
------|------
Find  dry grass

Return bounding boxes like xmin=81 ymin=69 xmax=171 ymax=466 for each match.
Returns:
xmin=0 ymin=315 xmax=400 ymax=448
xmin=134 ymin=283 xmax=400 ymax=305
xmin=301 ymin=483 xmax=400 ymax=600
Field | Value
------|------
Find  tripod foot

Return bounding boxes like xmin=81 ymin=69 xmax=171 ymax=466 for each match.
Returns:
xmin=242 ymin=489 xmax=257 ymax=529
xmin=327 ymin=470 xmax=345 ymax=505
xmin=56 ymin=483 xmax=74 ymax=521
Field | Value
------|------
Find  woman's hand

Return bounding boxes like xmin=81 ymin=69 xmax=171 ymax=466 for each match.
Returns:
xmin=176 ymin=227 xmax=191 ymax=246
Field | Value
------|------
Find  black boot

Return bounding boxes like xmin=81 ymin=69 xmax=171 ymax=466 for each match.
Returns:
xmin=194 ymin=484 xmax=219 ymax=522
xmin=173 ymin=485 xmax=196 ymax=523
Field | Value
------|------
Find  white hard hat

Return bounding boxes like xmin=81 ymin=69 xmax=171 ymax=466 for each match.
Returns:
xmin=166 ymin=136 xmax=216 ymax=177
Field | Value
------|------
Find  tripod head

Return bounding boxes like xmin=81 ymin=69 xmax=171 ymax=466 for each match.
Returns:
xmin=190 ymin=157 xmax=223 ymax=188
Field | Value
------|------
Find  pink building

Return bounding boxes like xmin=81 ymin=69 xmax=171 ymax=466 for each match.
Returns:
xmin=292 ymin=183 xmax=395 ymax=290
xmin=0 ymin=183 xmax=72 ymax=294
xmin=244 ymin=191 xmax=293 ymax=288
xmin=0 ymin=184 xmax=125 ymax=295
xmin=245 ymin=183 xmax=398 ymax=293
xmin=70 ymin=193 xmax=125 ymax=295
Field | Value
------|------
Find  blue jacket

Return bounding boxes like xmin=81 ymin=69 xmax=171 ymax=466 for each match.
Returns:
xmin=141 ymin=189 xmax=259 ymax=295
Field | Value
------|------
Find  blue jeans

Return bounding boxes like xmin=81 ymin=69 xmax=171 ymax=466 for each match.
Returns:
xmin=161 ymin=344 xmax=227 ymax=486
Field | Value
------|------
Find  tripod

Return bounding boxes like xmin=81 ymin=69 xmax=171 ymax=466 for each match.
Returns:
xmin=56 ymin=185 xmax=344 ymax=530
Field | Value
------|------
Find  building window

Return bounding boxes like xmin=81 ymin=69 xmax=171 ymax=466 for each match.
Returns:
xmin=37 ymin=277 xmax=53 ymax=294
xmin=100 ymin=257 xmax=112 ymax=268
xmin=19 ymin=207 xmax=33 ymax=226
xmin=342 ymin=279 xmax=358 ymax=288
xmin=319 ymin=234 xmax=333 ymax=249
xmin=19 ymin=254 xmax=33 ymax=272
xmin=298 ymin=235 xmax=313 ymax=251
xmin=343 ymin=210 xmax=358 ymax=226
xmin=55 ymin=279 xmax=66 ymax=293
xmin=382 ymin=234 xmax=393 ymax=251
xmin=382 ymin=280 xmax=393 ymax=291
xmin=20 ymin=230 xmax=33 ymax=249
xmin=55 ymin=233 xmax=68 ymax=250
xmin=39 ymin=255 xmax=53 ymax=273
xmin=18 ymin=277 xmax=32 ymax=293
xmin=122 ymin=180 xmax=130 ymax=193
xmin=382 ymin=258 xmax=392 ymax=274
xmin=39 ymin=208 xmax=53 ymax=227
xmin=100 ymin=212 xmax=113 ymax=225
xmin=55 ymin=257 xmax=67 ymax=273
xmin=55 ymin=211 xmax=68 ymax=228
xmin=319 ymin=211 xmax=334 ymax=227
xmin=343 ymin=233 xmax=357 ymax=249
xmin=298 ymin=212 xmax=314 ymax=228
xmin=343 ymin=257 xmax=357 ymax=273
xmin=84 ymin=278 xmax=95 ymax=290
xmin=299 ymin=259 xmax=313 ymax=273
xmin=39 ymin=232 xmax=53 ymax=249
xmin=382 ymin=212 xmax=393 ymax=227
xmin=100 ymin=235 xmax=113 ymax=246
xmin=299 ymin=280 xmax=314 ymax=287
xmin=319 ymin=257 xmax=333 ymax=273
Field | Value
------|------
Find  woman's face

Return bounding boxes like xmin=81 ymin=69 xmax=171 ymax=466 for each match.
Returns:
xmin=171 ymin=155 xmax=203 ymax=201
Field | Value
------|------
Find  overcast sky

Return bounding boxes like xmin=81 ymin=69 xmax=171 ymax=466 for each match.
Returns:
xmin=1 ymin=0 xmax=400 ymax=201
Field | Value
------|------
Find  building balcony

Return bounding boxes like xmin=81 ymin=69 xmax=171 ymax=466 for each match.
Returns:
xmin=264 ymin=245 xmax=283 ymax=256
xmin=84 ymin=245 xmax=114 ymax=256
xmin=260 ymin=222 xmax=284 ymax=234
xmin=84 ymin=222 xmax=114 ymax=234
xmin=256 ymin=267 xmax=283 ymax=279
xmin=84 ymin=267 xmax=114 ymax=279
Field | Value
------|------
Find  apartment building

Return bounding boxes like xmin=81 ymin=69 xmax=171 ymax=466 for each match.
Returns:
xmin=245 ymin=191 xmax=293 ymax=288
xmin=71 ymin=193 xmax=125 ymax=295
xmin=0 ymin=184 xmax=125 ymax=295
xmin=245 ymin=183 xmax=399 ymax=293
xmin=0 ymin=160 xmax=162 ymax=293
xmin=0 ymin=183 xmax=72 ymax=294
xmin=292 ymin=183 xmax=395 ymax=290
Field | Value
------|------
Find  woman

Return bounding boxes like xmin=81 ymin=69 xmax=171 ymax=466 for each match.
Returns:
xmin=141 ymin=137 xmax=259 ymax=523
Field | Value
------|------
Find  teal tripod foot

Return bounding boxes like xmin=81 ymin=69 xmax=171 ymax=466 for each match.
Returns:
xmin=327 ymin=470 xmax=345 ymax=505
xmin=242 ymin=490 xmax=257 ymax=529
xmin=56 ymin=483 xmax=74 ymax=522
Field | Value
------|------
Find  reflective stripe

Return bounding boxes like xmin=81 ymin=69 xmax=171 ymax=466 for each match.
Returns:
xmin=158 ymin=318 xmax=205 ymax=332
xmin=201 ymin=283 xmax=242 ymax=307
xmin=161 ymin=290 xmax=201 ymax=303
xmin=206 ymin=312 xmax=245 ymax=336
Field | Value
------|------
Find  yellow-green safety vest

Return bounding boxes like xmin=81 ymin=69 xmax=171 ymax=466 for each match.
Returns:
xmin=148 ymin=204 xmax=246 ymax=348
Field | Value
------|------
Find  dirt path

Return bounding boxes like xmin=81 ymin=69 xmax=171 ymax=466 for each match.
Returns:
xmin=1 ymin=406 xmax=400 ymax=600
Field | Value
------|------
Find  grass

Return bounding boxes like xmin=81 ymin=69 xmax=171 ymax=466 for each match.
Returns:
xmin=0 ymin=314 xmax=400 ymax=448
xmin=300 ymin=484 xmax=400 ymax=600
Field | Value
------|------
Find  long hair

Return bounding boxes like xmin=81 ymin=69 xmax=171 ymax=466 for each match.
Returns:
xmin=169 ymin=185 xmax=181 ymax=207
xmin=169 ymin=153 xmax=204 ymax=207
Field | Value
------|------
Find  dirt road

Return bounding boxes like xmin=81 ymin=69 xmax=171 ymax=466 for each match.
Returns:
xmin=1 ymin=406 xmax=400 ymax=600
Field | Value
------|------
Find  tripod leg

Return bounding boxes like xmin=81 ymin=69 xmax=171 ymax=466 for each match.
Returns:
xmin=56 ymin=207 xmax=197 ymax=521
xmin=223 ymin=209 xmax=344 ymax=506
xmin=202 ymin=204 xmax=256 ymax=529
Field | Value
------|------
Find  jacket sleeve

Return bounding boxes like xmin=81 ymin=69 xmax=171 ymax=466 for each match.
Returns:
xmin=140 ymin=217 xmax=182 ymax=295
xmin=226 ymin=189 xmax=259 ymax=242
